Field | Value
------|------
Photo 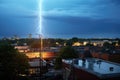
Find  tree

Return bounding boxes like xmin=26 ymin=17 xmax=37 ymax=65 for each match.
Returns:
xmin=0 ymin=44 xmax=29 ymax=80
xmin=102 ymin=42 xmax=115 ymax=53
xmin=54 ymin=46 xmax=78 ymax=70
xmin=118 ymin=39 xmax=120 ymax=46
xmin=54 ymin=57 xmax=62 ymax=70
xmin=59 ymin=46 xmax=78 ymax=59
xmin=86 ymin=43 xmax=93 ymax=47
xmin=66 ymin=37 xmax=79 ymax=46
xmin=71 ymin=37 xmax=79 ymax=42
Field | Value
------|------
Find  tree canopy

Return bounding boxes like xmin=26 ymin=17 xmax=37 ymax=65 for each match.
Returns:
xmin=54 ymin=46 xmax=78 ymax=69
xmin=0 ymin=44 xmax=29 ymax=80
xmin=59 ymin=46 xmax=78 ymax=59
xmin=102 ymin=42 xmax=115 ymax=53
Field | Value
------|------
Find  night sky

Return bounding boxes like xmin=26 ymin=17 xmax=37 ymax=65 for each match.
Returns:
xmin=0 ymin=0 xmax=120 ymax=38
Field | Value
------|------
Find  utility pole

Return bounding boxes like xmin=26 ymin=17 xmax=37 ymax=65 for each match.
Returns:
xmin=39 ymin=34 xmax=43 ymax=80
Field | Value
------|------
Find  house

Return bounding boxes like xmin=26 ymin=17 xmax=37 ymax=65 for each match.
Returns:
xmin=62 ymin=58 xmax=120 ymax=80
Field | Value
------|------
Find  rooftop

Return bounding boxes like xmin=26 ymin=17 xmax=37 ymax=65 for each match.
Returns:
xmin=63 ymin=58 xmax=120 ymax=79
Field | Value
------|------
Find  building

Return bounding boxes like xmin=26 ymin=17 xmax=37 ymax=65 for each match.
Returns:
xmin=15 ymin=45 xmax=30 ymax=52
xmin=92 ymin=52 xmax=120 ymax=63
xmin=29 ymin=58 xmax=47 ymax=75
xmin=28 ymin=58 xmax=48 ymax=80
xmin=62 ymin=58 xmax=120 ymax=80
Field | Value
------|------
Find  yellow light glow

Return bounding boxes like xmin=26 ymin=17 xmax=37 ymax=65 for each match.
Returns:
xmin=83 ymin=42 xmax=88 ymax=45
xmin=72 ymin=42 xmax=81 ymax=46
xmin=93 ymin=43 xmax=97 ymax=46
xmin=25 ymin=52 xmax=56 ymax=59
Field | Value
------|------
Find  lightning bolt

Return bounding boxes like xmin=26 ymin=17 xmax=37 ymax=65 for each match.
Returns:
xmin=39 ymin=0 xmax=42 ymax=35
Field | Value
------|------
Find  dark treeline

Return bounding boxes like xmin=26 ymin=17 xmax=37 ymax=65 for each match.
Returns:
xmin=0 ymin=37 xmax=120 ymax=47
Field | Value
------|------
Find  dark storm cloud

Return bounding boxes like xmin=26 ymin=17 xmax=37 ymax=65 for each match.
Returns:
xmin=0 ymin=0 xmax=120 ymax=38
xmin=43 ymin=16 xmax=120 ymax=36
xmin=41 ymin=0 xmax=120 ymax=38
xmin=110 ymin=0 xmax=120 ymax=5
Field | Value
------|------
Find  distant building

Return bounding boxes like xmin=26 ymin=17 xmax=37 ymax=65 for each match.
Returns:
xmin=25 ymin=52 xmax=56 ymax=60
xmin=72 ymin=42 xmax=82 ymax=46
xmin=92 ymin=52 xmax=120 ymax=63
xmin=15 ymin=45 xmax=30 ymax=52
